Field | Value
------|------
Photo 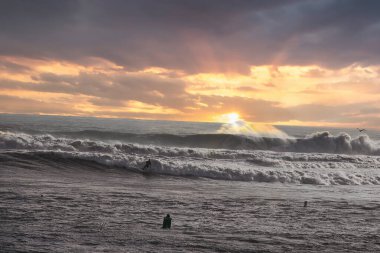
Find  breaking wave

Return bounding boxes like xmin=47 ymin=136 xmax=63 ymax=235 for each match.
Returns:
xmin=1 ymin=150 xmax=379 ymax=186
xmin=2 ymin=130 xmax=380 ymax=155
xmin=1 ymin=131 xmax=380 ymax=185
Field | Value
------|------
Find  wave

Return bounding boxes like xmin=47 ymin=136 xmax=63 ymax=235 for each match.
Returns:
xmin=1 ymin=131 xmax=380 ymax=185
xmin=1 ymin=150 xmax=379 ymax=186
xmin=2 ymin=130 xmax=380 ymax=155
xmin=0 ymin=131 xmax=377 ymax=167
xmin=54 ymin=130 xmax=290 ymax=150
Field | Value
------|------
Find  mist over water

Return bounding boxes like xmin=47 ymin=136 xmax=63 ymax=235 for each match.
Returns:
xmin=217 ymin=117 xmax=290 ymax=139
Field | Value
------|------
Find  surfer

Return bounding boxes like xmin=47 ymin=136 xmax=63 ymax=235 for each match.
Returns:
xmin=142 ymin=159 xmax=152 ymax=170
xmin=162 ymin=214 xmax=172 ymax=229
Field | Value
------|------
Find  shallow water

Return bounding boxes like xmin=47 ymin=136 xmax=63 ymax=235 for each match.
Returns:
xmin=1 ymin=162 xmax=379 ymax=253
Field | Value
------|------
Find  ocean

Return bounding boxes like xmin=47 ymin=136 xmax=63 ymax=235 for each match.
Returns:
xmin=0 ymin=114 xmax=379 ymax=252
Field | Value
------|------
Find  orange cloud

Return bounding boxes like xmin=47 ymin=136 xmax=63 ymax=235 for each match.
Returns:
xmin=2 ymin=56 xmax=380 ymax=128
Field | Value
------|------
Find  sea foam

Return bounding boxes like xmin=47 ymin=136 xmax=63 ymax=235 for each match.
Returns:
xmin=1 ymin=131 xmax=379 ymax=185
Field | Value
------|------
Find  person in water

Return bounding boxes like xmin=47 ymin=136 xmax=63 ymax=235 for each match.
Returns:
xmin=142 ymin=159 xmax=151 ymax=170
xmin=162 ymin=214 xmax=172 ymax=229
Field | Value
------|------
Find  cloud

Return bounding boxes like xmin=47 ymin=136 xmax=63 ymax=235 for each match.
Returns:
xmin=1 ymin=0 xmax=380 ymax=73
xmin=3 ymin=70 xmax=380 ymax=127
xmin=0 ymin=95 xmax=75 ymax=114
xmin=236 ymin=86 xmax=260 ymax=92
xmin=36 ymin=71 xmax=193 ymax=109
xmin=0 ymin=70 xmax=196 ymax=111
xmin=286 ymin=102 xmax=380 ymax=126
xmin=193 ymin=95 xmax=293 ymax=122
xmin=0 ymin=69 xmax=293 ymax=122
xmin=1 ymin=0 xmax=380 ymax=128
xmin=2 ymin=60 xmax=380 ymax=126
xmin=0 ymin=60 xmax=31 ymax=73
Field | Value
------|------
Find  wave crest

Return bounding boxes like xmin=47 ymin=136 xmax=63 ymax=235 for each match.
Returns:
xmin=2 ymin=130 xmax=380 ymax=155
xmin=1 ymin=130 xmax=380 ymax=185
xmin=1 ymin=150 xmax=379 ymax=185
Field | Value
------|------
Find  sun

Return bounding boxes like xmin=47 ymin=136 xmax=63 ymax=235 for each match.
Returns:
xmin=216 ymin=112 xmax=241 ymax=124
xmin=227 ymin=113 xmax=240 ymax=124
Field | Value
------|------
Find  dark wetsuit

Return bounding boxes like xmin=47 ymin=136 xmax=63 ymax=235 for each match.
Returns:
xmin=142 ymin=159 xmax=151 ymax=170
xmin=162 ymin=215 xmax=172 ymax=229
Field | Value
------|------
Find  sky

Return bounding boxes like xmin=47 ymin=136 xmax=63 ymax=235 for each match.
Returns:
xmin=1 ymin=0 xmax=380 ymax=128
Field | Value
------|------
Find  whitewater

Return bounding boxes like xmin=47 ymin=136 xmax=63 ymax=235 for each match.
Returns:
xmin=0 ymin=114 xmax=379 ymax=252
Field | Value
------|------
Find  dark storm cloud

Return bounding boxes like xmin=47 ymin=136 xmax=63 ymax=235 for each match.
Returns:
xmin=1 ymin=0 xmax=379 ymax=73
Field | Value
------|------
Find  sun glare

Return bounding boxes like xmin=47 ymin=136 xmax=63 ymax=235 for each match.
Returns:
xmin=219 ymin=112 xmax=240 ymax=125
xmin=227 ymin=113 xmax=239 ymax=124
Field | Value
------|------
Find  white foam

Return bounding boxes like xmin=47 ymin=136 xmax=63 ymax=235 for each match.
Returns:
xmin=1 ymin=131 xmax=380 ymax=185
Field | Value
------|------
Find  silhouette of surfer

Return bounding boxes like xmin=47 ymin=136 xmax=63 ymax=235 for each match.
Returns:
xmin=142 ymin=159 xmax=151 ymax=170
xmin=162 ymin=214 xmax=172 ymax=229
